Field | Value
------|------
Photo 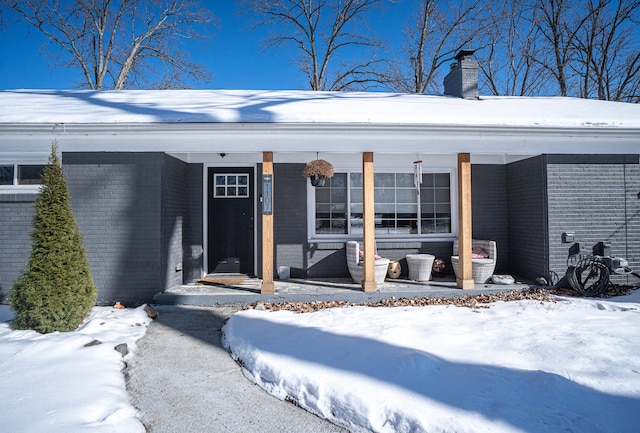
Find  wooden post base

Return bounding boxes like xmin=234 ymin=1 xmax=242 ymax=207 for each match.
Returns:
xmin=261 ymin=282 xmax=275 ymax=294
xmin=456 ymin=278 xmax=475 ymax=290
xmin=361 ymin=281 xmax=377 ymax=292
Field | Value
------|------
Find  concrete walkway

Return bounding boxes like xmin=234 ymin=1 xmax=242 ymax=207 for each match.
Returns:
xmin=126 ymin=305 xmax=346 ymax=433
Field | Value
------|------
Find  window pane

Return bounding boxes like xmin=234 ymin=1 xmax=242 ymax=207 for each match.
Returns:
xmin=375 ymin=173 xmax=394 ymax=187
xmin=350 ymin=173 xmax=362 ymax=187
xmin=375 ymin=188 xmax=394 ymax=203
xmin=331 ymin=188 xmax=346 ymax=202
xmin=227 ymin=176 xmax=237 ymax=185
xmin=227 ymin=187 xmax=237 ymax=196
xmin=0 ymin=165 xmax=14 ymax=185
xmin=396 ymin=189 xmax=415 ymax=203
xmin=351 ymin=188 xmax=362 ymax=204
xmin=215 ymin=187 xmax=225 ymax=196
xmin=315 ymin=188 xmax=330 ymax=202
xmin=331 ymin=173 xmax=347 ymax=188
xmin=18 ymin=165 xmax=44 ymax=185
xmin=238 ymin=187 xmax=248 ymax=197
xmin=397 ymin=219 xmax=417 ymax=233
xmin=435 ymin=188 xmax=450 ymax=202
xmin=421 ymin=220 xmax=436 ymax=234
xmin=238 ymin=175 xmax=248 ymax=185
xmin=396 ymin=173 xmax=414 ymax=187
xmin=422 ymin=174 xmax=435 ymax=187
xmin=436 ymin=217 xmax=451 ymax=233
xmin=435 ymin=173 xmax=450 ymax=187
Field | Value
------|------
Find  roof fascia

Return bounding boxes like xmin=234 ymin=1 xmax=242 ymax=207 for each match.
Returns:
xmin=0 ymin=122 xmax=639 ymax=155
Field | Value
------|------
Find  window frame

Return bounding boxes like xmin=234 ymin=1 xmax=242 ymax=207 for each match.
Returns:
xmin=307 ymin=167 xmax=458 ymax=242
xmin=0 ymin=162 xmax=47 ymax=191
xmin=212 ymin=173 xmax=250 ymax=198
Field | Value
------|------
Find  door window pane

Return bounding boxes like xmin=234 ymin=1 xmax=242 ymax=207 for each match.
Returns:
xmin=214 ymin=174 xmax=249 ymax=198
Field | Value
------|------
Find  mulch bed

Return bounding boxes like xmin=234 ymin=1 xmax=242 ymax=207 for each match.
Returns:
xmin=243 ymin=285 xmax=640 ymax=314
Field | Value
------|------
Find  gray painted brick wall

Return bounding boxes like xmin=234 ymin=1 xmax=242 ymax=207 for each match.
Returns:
xmin=161 ymin=155 xmax=187 ymax=291
xmin=472 ymin=164 xmax=509 ymax=274
xmin=183 ymin=164 xmax=203 ymax=283
xmin=546 ymin=154 xmax=639 ymax=285
xmin=0 ymin=195 xmax=37 ymax=300
xmin=274 ymin=164 xmax=309 ymax=278
xmin=64 ymin=152 xmax=163 ymax=305
xmin=507 ymin=156 xmax=549 ymax=281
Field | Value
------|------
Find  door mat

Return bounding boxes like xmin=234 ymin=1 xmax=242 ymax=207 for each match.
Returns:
xmin=196 ymin=277 xmax=246 ymax=286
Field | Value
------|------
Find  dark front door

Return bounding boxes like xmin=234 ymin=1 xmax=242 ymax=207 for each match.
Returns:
xmin=208 ymin=168 xmax=254 ymax=274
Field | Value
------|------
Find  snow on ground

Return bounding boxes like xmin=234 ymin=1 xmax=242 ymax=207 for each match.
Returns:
xmin=1 ymin=292 xmax=639 ymax=433
xmin=223 ymin=290 xmax=640 ymax=433
xmin=0 ymin=305 xmax=152 ymax=433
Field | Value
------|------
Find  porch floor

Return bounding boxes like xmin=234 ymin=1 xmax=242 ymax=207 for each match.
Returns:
xmin=153 ymin=274 xmax=532 ymax=307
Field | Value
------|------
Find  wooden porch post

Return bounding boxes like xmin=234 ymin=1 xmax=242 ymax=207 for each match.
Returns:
xmin=457 ymin=152 xmax=474 ymax=289
xmin=362 ymin=152 xmax=377 ymax=292
xmin=261 ymin=151 xmax=275 ymax=294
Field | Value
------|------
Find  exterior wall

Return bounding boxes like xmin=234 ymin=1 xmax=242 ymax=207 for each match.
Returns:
xmin=546 ymin=154 xmax=640 ymax=284
xmin=0 ymin=194 xmax=37 ymax=301
xmin=64 ymin=152 xmax=163 ymax=305
xmin=506 ymin=156 xmax=549 ymax=281
xmin=472 ymin=164 xmax=509 ymax=274
xmin=161 ymin=155 xmax=187 ymax=291
xmin=274 ymin=164 xmax=309 ymax=278
xmin=183 ymin=163 xmax=204 ymax=283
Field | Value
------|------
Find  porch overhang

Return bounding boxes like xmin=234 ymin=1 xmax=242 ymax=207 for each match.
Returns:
xmin=1 ymin=122 xmax=639 ymax=156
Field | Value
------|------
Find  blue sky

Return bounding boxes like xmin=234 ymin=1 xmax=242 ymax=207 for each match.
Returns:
xmin=0 ymin=1 xmax=409 ymax=90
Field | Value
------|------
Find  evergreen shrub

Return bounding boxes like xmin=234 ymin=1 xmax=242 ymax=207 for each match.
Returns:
xmin=10 ymin=143 xmax=97 ymax=333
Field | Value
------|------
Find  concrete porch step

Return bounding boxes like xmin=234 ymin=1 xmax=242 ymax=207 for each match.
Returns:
xmin=153 ymin=277 xmax=531 ymax=307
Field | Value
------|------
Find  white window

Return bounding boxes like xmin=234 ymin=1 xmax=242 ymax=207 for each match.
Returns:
xmin=213 ymin=173 xmax=249 ymax=198
xmin=312 ymin=171 xmax=454 ymax=239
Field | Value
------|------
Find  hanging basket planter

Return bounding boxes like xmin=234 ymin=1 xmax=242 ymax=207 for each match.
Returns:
xmin=302 ymin=159 xmax=334 ymax=187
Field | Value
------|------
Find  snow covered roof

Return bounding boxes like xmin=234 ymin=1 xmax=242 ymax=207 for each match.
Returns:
xmin=0 ymin=90 xmax=639 ymax=156
xmin=1 ymin=89 xmax=640 ymax=128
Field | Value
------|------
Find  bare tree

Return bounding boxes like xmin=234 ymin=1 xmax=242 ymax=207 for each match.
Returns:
xmin=386 ymin=0 xmax=486 ymax=94
xmin=572 ymin=0 xmax=640 ymax=102
xmin=5 ymin=0 xmax=215 ymax=89
xmin=478 ymin=0 xmax=547 ymax=96
xmin=531 ymin=0 xmax=603 ymax=96
xmin=241 ymin=0 xmax=386 ymax=91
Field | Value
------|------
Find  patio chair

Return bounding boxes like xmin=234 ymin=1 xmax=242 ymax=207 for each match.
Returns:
xmin=346 ymin=241 xmax=390 ymax=284
xmin=451 ymin=239 xmax=497 ymax=284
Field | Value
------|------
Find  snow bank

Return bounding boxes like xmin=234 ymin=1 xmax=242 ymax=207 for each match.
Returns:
xmin=0 ymin=305 xmax=152 ymax=433
xmin=224 ymin=295 xmax=640 ymax=433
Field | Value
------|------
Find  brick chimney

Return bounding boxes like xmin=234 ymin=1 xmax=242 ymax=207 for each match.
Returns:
xmin=443 ymin=49 xmax=478 ymax=99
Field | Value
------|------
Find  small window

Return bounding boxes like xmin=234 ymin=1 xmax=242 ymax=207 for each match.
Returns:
xmin=214 ymin=174 xmax=249 ymax=198
xmin=0 ymin=164 xmax=45 ymax=188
